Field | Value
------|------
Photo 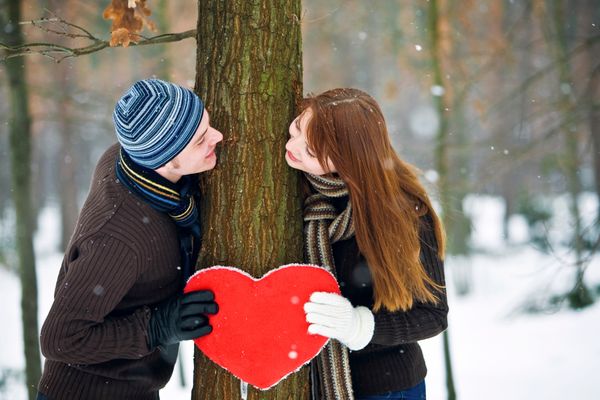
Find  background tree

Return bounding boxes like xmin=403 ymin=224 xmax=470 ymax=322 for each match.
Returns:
xmin=583 ymin=0 xmax=600 ymax=220
xmin=0 ymin=1 xmax=42 ymax=399
xmin=548 ymin=0 xmax=592 ymax=308
xmin=426 ymin=1 xmax=456 ymax=399
xmin=42 ymin=0 xmax=80 ymax=251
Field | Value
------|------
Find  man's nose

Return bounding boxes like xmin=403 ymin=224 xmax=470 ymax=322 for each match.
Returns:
xmin=209 ymin=128 xmax=224 ymax=143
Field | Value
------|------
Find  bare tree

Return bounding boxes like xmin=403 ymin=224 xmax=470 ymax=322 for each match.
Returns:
xmin=548 ymin=0 xmax=593 ymax=308
xmin=580 ymin=0 xmax=600 ymax=224
xmin=0 ymin=1 xmax=42 ymax=399
xmin=427 ymin=2 xmax=457 ymax=399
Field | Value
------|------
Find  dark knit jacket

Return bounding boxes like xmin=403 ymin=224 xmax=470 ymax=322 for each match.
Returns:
xmin=38 ymin=144 xmax=184 ymax=400
xmin=331 ymin=197 xmax=449 ymax=396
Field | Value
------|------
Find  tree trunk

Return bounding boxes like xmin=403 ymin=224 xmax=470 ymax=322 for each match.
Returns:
xmin=57 ymin=62 xmax=79 ymax=251
xmin=193 ymin=1 xmax=305 ymax=399
xmin=0 ymin=1 xmax=42 ymax=399
xmin=498 ymin=0 xmax=523 ymax=242
xmin=582 ymin=0 xmax=600 ymax=222
xmin=427 ymin=1 xmax=457 ymax=399
xmin=550 ymin=0 xmax=592 ymax=309
xmin=445 ymin=0 xmax=472 ymax=296
xmin=442 ymin=326 xmax=456 ymax=400
xmin=43 ymin=0 xmax=79 ymax=252
xmin=0 ymin=132 xmax=8 ymax=225
xmin=591 ymin=70 xmax=600 ymax=221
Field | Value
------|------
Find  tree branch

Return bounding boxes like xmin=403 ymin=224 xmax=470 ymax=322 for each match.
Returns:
xmin=1 ymin=13 xmax=196 ymax=63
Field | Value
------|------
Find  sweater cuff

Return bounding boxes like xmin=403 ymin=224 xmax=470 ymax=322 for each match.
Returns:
xmin=346 ymin=306 xmax=375 ymax=351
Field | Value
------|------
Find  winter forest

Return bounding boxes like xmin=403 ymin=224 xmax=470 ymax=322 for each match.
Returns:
xmin=1 ymin=1 xmax=599 ymax=399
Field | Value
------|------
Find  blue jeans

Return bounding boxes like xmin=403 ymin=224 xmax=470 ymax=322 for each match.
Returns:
xmin=356 ymin=380 xmax=426 ymax=400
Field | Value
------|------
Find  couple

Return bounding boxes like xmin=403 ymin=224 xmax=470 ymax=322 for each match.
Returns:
xmin=37 ymin=79 xmax=448 ymax=400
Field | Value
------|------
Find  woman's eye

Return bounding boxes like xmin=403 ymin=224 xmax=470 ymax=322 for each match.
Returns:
xmin=306 ymin=147 xmax=316 ymax=158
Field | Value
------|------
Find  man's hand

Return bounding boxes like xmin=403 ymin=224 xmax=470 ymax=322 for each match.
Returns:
xmin=147 ymin=290 xmax=218 ymax=348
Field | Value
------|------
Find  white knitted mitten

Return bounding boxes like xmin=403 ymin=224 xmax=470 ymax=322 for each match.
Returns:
xmin=304 ymin=291 xmax=375 ymax=351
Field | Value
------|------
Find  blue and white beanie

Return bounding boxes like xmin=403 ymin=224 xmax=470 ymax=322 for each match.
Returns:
xmin=113 ymin=79 xmax=204 ymax=169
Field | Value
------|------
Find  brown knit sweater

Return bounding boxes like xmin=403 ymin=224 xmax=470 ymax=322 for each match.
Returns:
xmin=331 ymin=200 xmax=449 ymax=396
xmin=38 ymin=144 xmax=184 ymax=400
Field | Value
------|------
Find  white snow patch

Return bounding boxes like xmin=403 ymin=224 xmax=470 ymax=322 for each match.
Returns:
xmin=1 ymin=198 xmax=600 ymax=399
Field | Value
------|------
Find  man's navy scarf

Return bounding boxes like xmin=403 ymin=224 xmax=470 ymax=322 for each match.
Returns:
xmin=116 ymin=148 xmax=201 ymax=284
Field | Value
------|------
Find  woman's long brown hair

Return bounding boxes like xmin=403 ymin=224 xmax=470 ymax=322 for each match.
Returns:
xmin=302 ymin=88 xmax=446 ymax=312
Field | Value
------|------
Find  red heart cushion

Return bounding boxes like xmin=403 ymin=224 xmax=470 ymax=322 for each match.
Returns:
xmin=184 ymin=264 xmax=340 ymax=390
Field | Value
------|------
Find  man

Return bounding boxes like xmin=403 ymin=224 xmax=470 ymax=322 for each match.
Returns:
xmin=37 ymin=79 xmax=223 ymax=400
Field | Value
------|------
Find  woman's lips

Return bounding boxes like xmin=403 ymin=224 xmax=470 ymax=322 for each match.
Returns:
xmin=287 ymin=151 xmax=299 ymax=162
xmin=206 ymin=148 xmax=215 ymax=158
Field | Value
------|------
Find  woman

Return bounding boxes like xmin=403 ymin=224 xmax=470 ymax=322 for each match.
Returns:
xmin=285 ymin=88 xmax=449 ymax=400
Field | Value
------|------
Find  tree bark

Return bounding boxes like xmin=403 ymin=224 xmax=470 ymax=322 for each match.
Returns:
xmin=0 ymin=1 xmax=42 ymax=399
xmin=193 ymin=1 xmax=305 ymax=399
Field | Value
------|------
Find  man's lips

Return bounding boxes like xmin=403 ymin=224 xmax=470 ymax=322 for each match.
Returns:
xmin=287 ymin=151 xmax=299 ymax=162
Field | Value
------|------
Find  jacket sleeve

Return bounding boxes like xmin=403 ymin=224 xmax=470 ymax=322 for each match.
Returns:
xmin=369 ymin=214 xmax=449 ymax=346
xmin=40 ymin=234 xmax=154 ymax=364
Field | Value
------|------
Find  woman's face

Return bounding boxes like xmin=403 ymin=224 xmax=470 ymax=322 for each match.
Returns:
xmin=285 ymin=109 xmax=337 ymax=175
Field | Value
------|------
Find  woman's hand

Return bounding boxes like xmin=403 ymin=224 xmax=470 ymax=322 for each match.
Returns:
xmin=304 ymin=292 xmax=374 ymax=351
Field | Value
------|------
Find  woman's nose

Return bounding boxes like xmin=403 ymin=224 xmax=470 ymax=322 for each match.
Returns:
xmin=285 ymin=140 xmax=298 ymax=153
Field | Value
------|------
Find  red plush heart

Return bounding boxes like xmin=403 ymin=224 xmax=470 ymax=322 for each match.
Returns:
xmin=184 ymin=264 xmax=340 ymax=390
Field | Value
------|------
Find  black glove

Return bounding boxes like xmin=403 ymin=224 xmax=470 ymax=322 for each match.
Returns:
xmin=147 ymin=290 xmax=218 ymax=349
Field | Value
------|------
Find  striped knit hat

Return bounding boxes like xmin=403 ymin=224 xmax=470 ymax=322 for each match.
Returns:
xmin=113 ymin=79 xmax=204 ymax=169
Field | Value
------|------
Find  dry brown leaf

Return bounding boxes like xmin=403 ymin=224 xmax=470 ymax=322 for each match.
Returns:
xmin=110 ymin=27 xmax=132 ymax=47
xmin=103 ymin=0 xmax=157 ymax=48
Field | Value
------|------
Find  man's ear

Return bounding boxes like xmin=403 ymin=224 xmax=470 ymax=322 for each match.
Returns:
xmin=155 ymin=164 xmax=169 ymax=176
xmin=155 ymin=157 xmax=180 ymax=175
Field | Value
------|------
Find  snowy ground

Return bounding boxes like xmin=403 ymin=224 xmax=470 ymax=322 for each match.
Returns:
xmin=1 ymin=195 xmax=599 ymax=400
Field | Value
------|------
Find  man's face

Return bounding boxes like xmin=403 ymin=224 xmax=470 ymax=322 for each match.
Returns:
xmin=170 ymin=109 xmax=224 ymax=176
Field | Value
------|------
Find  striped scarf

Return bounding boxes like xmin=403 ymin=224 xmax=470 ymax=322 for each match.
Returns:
xmin=304 ymin=173 xmax=355 ymax=400
xmin=115 ymin=148 xmax=201 ymax=283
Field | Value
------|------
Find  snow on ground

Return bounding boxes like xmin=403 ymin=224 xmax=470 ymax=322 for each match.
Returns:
xmin=1 ymin=196 xmax=599 ymax=400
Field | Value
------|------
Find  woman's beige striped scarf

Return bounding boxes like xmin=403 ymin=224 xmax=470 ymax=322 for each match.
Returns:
xmin=304 ymin=173 xmax=355 ymax=400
